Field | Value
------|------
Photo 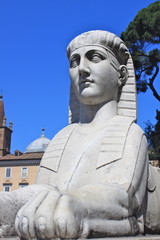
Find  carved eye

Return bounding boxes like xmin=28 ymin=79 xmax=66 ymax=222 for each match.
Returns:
xmin=70 ymin=55 xmax=80 ymax=68
xmin=88 ymin=51 xmax=105 ymax=63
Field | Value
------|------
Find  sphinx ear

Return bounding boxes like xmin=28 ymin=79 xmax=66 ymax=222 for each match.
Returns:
xmin=118 ymin=65 xmax=128 ymax=87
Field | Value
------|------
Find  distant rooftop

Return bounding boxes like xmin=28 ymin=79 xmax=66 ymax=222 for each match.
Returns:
xmin=0 ymin=152 xmax=44 ymax=160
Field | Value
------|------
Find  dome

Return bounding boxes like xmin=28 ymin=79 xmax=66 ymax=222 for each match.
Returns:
xmin=25 ymin=129 xmax=50 ymax=153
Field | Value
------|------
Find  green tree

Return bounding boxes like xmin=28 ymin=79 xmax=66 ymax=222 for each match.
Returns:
xmin=121 ymin=1 xmax=160 ymax=101
xmin=145 ymin=110 xmax=160 ymax=160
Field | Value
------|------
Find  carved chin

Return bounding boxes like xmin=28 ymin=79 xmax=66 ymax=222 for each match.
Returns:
xmin=76 ymin=89 xmax=118 ymax=105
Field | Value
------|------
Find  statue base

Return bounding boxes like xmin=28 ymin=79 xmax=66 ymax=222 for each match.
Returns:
xmin=1 ymin=236 xmax=160 ymax=240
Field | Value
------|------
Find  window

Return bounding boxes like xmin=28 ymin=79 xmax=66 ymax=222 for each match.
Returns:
xmin=21 ymin=167 xmax=28 ymax=178
xmin=5 ymin=168 xmax=11 ymax=178
xmin=4 ymin=186 xmax=10 ymax=192
xmin=19 ymin=182 xmax=28 ymax=188
xmin=3 ymin=183 xmax=12 ymax=192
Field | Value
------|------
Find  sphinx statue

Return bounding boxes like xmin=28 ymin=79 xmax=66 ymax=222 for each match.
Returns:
xmin=1 ymin=30 xmax=160 ymax=239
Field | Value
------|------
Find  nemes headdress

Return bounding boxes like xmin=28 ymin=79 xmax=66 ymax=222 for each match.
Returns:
xmin=67 ymin=30 xmax=137 ymax=123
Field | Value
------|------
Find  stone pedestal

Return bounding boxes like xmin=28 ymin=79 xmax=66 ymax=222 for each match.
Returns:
xmin=1 ymin=236 xmax=160 ymax=240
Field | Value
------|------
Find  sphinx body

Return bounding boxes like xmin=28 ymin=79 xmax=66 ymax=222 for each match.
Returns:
xmin=15 ymin=115 xmax=160 ymax=238
xmin=34 ymin=115 xmax=148 ymax=237
xmin=1 ymin=30 xmax=160 ymax=239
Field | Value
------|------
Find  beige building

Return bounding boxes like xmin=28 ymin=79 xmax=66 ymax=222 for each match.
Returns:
xmin=0 ymin=96 xmax=50 ymax=191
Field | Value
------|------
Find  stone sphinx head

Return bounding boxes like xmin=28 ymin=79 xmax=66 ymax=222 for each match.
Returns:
xmin=67 ymin=30 xmax=137 ymax=123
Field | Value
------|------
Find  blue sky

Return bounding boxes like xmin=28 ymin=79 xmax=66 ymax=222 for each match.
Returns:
xmin=0 ymin=0 xmax=159 ymax=153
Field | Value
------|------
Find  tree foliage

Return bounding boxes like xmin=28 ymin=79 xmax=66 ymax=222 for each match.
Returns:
xmin=121 ymin=1 xmax=160 ymax=101
xmin=145 ymin=110 xmax=160 ymax=160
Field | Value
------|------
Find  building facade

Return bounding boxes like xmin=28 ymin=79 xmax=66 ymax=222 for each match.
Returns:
xmin=0 ymin=96 xmax=50 ymax=191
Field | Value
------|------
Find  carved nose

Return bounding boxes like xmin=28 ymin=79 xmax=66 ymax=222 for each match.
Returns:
xmin=79 ymin=68 xmax=90 ymax=77
xmin=79 ymin=60 xmax=90 ymax=77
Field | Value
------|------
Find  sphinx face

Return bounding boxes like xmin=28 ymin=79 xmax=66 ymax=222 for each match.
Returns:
xmin=69 ymin=46 xmax=119 ymax=106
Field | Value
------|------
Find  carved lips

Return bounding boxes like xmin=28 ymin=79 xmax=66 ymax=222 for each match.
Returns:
xmin=79 ymin=78 xmax=93 ymax=87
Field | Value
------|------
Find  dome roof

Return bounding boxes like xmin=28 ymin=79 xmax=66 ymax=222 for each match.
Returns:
xmin=25 ymin=129 xmax=50 ymax=153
